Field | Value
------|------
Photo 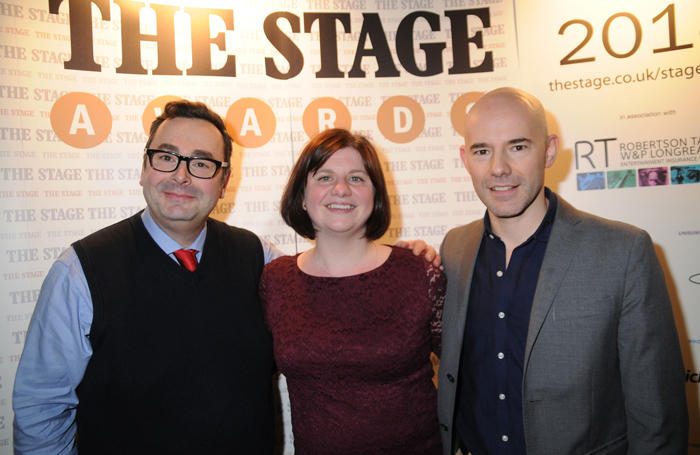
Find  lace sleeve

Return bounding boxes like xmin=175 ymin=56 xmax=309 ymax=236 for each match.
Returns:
xmin=425 ymin=261 xmax=446 ymax=358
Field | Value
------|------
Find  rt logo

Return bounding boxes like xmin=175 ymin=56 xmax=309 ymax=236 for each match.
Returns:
xmin=574 ymin=138 xmax=616 ymax=170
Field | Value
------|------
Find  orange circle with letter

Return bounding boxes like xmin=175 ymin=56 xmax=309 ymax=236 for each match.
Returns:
xmin=376 ymin=96 xmax=425 ymax=144
xmin=450 ymin=92 xmax=484 ymax=137
xmin=50 ymin=92 xmax=112 ymax=149
xmin=302 ymin=97 xmax=351 ymax=138
xmin=225 ymin=98 xmax=276 ymax=149
xmin=142 ymin=95 xmax=182 ymax=135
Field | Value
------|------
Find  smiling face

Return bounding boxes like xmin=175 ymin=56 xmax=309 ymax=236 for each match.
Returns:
xmin=460 ymin=89 xmax=558 ymax=226
xmin=303 ymin=147 xmax=375 ymax=240
xmin=139 ymin=117 xmax=229 ymax=245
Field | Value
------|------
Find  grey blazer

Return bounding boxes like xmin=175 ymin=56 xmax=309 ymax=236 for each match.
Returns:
xmin=437 ymin=193 xmax=688 ymax=455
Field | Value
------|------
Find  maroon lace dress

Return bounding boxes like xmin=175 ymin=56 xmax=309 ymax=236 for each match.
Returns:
xmin=259 ymin=246 xmax=445 ymax=454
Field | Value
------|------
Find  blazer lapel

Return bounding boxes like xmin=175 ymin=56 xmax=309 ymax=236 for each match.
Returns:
xmin=447 ymin=221 xmax=484 ymax=349
xmin=524 ymin=198 xmax=584 ymax=371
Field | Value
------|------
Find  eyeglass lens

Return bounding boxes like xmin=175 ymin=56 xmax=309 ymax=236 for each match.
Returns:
xmin=150 ymin=151 xmax=218 ymax=178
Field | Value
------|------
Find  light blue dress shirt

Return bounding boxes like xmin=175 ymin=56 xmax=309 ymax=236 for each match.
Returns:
xmin=12 ymin=209 xmax=283 ymax=455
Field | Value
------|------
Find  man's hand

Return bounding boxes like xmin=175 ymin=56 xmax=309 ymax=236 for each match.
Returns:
xmin=394 ymin=239 xmax=443 ymax=270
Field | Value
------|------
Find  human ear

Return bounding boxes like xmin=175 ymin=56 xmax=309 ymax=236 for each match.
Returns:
xmin=459 ymin=144 xmax=471 ymax=173
xmin=219 ymin=171 xmax=231 ymax=199
xmin=544 ymin=134 xmax=559 ymax=168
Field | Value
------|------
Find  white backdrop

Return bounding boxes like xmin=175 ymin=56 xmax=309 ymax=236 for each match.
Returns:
xmin=0 ymin=0 xmax=698 ymax=452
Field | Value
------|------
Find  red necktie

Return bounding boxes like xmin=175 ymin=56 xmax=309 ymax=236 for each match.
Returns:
xmin=173 ymin=249 xmax=198 ymax=271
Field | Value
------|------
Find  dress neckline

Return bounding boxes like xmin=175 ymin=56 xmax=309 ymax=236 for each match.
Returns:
xmin=294 ymin=245 xmax=396 ymax=279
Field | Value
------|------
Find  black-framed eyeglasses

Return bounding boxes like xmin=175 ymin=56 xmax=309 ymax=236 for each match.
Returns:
xmin=145 ymin=149 xmax=229 ymax=179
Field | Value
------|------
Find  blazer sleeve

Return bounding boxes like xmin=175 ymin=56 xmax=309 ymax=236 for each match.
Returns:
xmin=617 ymin=230 xmax=688 ymax=453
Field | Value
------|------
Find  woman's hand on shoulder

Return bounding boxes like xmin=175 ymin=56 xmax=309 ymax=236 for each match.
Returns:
xmin=394 ymin=239 xmax=443 ymax=270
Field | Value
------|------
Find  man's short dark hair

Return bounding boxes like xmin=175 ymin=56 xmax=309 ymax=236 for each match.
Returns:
xmin=281 ymin=128 xmax=390 ymax=241
xmin=144 ymin=100 xmax=232 ymax=180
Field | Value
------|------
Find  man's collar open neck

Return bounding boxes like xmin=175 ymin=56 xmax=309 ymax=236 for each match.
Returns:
xmin=486 ymin=187 xmax=552 ymax=248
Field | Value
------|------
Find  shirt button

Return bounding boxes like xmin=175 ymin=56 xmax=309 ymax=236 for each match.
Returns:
xmin=498 ymin=352 xmax=504 ymax=359
xmin=498 ymin=312 xmax=505 ymax=318
xmin=447 ymin=374 xmax=455 ymax=383
xmin=489 ymin=234 xmax=494 ymax=239
xmin=502 ymin=435 xmax=509 ymax=442
xmin=499 ymin=393 xmax=506 ymax=400
xmin=496 ymin=270 xmax=503 ymax=277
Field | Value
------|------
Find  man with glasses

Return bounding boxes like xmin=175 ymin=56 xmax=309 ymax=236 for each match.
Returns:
xmin=13 ymin=100 xmax=440 ymax=454
xmin=13 ymin=101 xmax=278 ymax=454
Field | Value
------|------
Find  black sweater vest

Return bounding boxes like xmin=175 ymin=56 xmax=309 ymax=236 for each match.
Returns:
xmin=73 ymin=213 xmax=275 ymax=454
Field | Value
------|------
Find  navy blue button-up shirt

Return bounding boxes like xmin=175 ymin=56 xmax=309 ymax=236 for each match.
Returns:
xmin=456 ymin=189 xmax=557 ymax=455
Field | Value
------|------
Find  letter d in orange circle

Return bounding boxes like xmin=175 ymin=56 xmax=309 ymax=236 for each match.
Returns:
xmin=377 ymin=96 xmax=425 ymax=144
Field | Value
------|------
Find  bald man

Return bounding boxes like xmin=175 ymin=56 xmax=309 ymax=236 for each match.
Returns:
xmin=437 ymin=88 xmax=688 ymax=455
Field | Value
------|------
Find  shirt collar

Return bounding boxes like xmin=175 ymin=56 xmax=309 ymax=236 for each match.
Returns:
xmin=483 ymin=187 xmax=558 ymax=245
xmin=141 ymin=208 xmax=207 ymax=255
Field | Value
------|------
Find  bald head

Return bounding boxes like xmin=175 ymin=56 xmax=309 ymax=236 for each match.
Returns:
xmin=466 ymin=87 xmax=549 ymax=143
xmin=458 ymin=87 xmax=558 ymax=228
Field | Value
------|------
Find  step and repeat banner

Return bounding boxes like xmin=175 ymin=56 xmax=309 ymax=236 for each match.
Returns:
xmin=0 ymin=0 xmax=697 ymax=452
xmin=516 ymin=2 xmax=700 ymax=449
